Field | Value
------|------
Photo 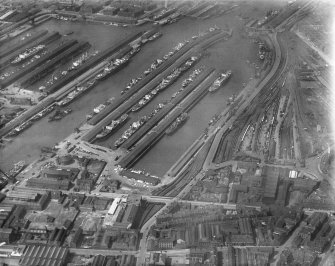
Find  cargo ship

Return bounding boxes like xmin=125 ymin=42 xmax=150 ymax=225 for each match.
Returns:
xmin=48 ymin=108 xmax=72 ymax=122
xmin=114 ymin=116 xmax=149 ymax=148
xmin=7 ymin=160 xmax=26 ymax=178
xmin=95 ymin=114 xmax=128 ymax=140
xmin=30 ymin=104 xmax=55 ymax=121
xmin=131 ymin=93 xmax=153 ymax=112
xmin=11 ymin=45 xmax=45 ymax=65
xmin=166 ymin=113 xmax=188 ymax=135
xmin=96 ymin=56 xmax=130 ymax=81
xmin=57 ymin=85 xmax=88 ymax=106
xmin=86 ymin=97 xmax=115 ymax=120
xmin=209 ymin=70 xmax=232 ymax=92
xmin=148 ymin=32 xmax=162 ymax=41
xmin=181 ymin=68 xmax=203 ymax=87
xmin=7 ymin=120 xmax=33 ymax=137
xmin=121 ymin=76 xmax=143 ymax=95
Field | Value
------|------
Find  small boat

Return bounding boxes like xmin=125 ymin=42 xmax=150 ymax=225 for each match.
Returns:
xmin=65 ymin=31 xmax=74 ymax=36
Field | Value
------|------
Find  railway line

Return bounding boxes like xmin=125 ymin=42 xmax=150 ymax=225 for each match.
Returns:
xmin=207 ymin=30 xmax=288 ymax=168
xmin=153 ymin=136 xmax=214 ymax=197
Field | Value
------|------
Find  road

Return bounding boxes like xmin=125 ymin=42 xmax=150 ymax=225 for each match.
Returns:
xmin=69 ymin=248 xmax=138 ymax=256
xmin=271 ymin=221 xmax=307 ymax=265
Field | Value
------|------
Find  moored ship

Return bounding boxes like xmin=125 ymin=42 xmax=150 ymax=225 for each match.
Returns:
xmin=131 ymin=94 xmax=153 ymax=112
xmin=7 ymin=160 xmax=26 ymax=178
xmin=11 ymin=45 xmax=45 ymax=64
xmin=30 ymin=104 xmax=55 ymax=121
xmin=114 ymin=116 xmax=148 ymax=148
xmin=48 ymin=108 xmax=72 ymax=122
xmin=208 ymin=70 xmax=232 ymax=92
xmin=8 ymin=120 xmax=33 ymax=136
xmin=96 ymin=56 xmax=130 ymax=81
xmin=86 ymin=97 xmax=114 ymax=120
xmin=95 ymin=114 xmax=128 ymax=140
xmin=57 ymin=86 xmax=88 ymax=106
xmin=166 ymin=113 xmax=188 ymax=135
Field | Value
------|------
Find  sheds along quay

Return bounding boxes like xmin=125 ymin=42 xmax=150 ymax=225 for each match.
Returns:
xmin=117 ymin=69 xmax=218 ymax=169
xmin=0 ymin=31 xmax=144 ymax=138
xmin=81 ymin=28 xmax=231 ymax=143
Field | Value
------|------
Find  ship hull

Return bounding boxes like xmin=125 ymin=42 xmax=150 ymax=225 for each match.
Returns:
xmin=95 ymin=116 xmax=128 ymax=140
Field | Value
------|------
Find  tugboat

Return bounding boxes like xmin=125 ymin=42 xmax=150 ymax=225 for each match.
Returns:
xmin=166 ymin=113 xmax=188 ymax=135
xmin=95 ymin=114 xmax=128 ymax=140
xmin=65 ymin=31 xmax=74 ymax=36
xmin=208 ymin=70 xmax=232 ymax=92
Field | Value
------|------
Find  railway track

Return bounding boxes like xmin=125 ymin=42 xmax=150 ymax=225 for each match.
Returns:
xmin=211 ymin=32 xmax=289 ymax=165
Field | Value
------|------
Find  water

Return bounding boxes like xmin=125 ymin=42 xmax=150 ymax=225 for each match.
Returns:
xmin=0 ymin=9 xmax=260 ymax=173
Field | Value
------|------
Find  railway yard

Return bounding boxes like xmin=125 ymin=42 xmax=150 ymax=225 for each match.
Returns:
xmin=0 ymin=0 xmax=334 ymax=266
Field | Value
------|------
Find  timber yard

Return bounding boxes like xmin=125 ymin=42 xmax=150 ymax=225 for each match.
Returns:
xmin=0 ymin=0 xmax=334 ymax=266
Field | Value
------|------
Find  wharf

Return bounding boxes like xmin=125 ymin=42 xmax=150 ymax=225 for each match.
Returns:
xmin=0 ymin=11 xmax=51 ymax=37
xmin=82 ymin=48 xmax=199 ymax=143
xmin=1 ymin=39 xmax=78 ymax=88
xmin=45 ymin=31 xmax=143 ymax=94
xmin=117 ymin=69 xmax=216 ymax=168
xmin=0 ymin=96 xmax=56 ymax=138
xmin=54 ymin=45 xmax=132 ymax=101
xmin=0 ymin=32 xmax=61 ymax=71
xmin=0 ymin=29 xmax=48 ymax=59
xmin=120 ymin=169 xmax=160 ymax=185
xmin=21 ymin=41 xmax=91 ymax=87
xmin=120 ymin=68 xmax=214 ymax=150
xmin=0 ymin=33 xmax=142 ymax=138
xmin=166 ymin=138 xmax=204 ymax=177
xmin=82 ymin=29 xmax=228 ymax=143
xmin=87 ymin=28 xmax=222 ymax=127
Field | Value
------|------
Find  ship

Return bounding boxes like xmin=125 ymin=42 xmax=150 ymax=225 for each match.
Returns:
xmin=148 ymin=32 xmax=162 ymax=41
xmin=57 ymin=86 xmax=87 ymax=106
xmin=166 ymin=113 xmax=188 ymax=135
xmin=131 ymin=94 xmax=153 ymax=112
xmin=65 ymin=31 xmax=74 ymax=36
xmin=95 ymin=114 xmax=128 ymax=140
xmin=114 ymin=116 xmax=148 ymax=148
xmin=31 ymin=105 xmax=55 ymax=121
xmin=96 ymin=56 xmax=130 ymax=81
xmin=121 ymin=77 xmax=142 ymax=95
xmin=7 ymin=160 xmax=26 ymax=178
xmin=86 ymin=97 xmax=114 ymax=120
xmin=9 ymin=120 xmax=33 ymax=136
xmin=209 ymin=70 xmax=232 ymax=92
xmin=48 ymin=108 xmax=72 ymax=122
xmin=130 ymin=47 xmax=141 ymax=56
xmin=11 ymin=45 xmax=45 ymax=64
xmin=68 ymin=52 xmax=91 ymax=71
